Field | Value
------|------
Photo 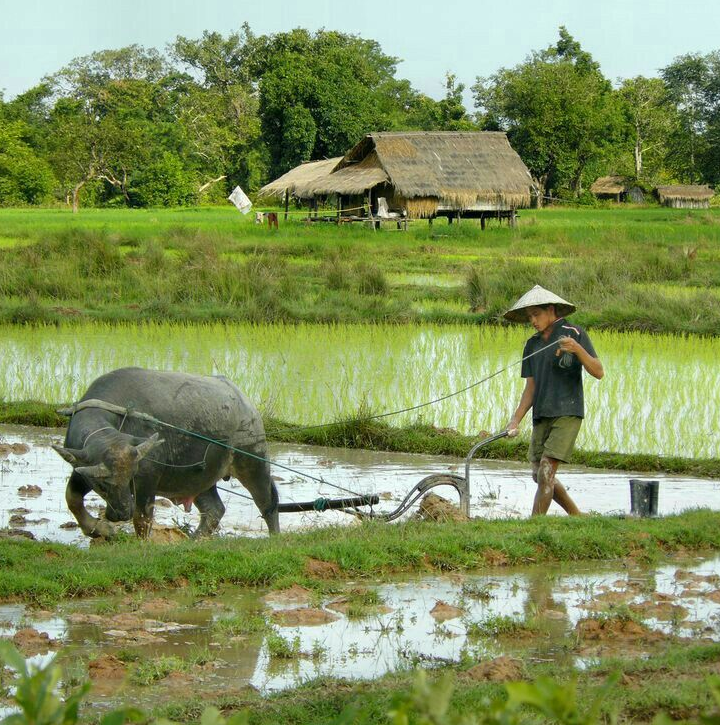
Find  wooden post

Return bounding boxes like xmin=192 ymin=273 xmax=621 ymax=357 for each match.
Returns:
xmin=336 ymin=195 xmax=341 ymax=225
xmin=367 ymin=191 xmax=376 ymax=232
xmin=448 ymin=215 xmax=453 ymax=225
xmin=284 ymin=189 xmax=290 ymax=220
xmin=509 ymin=209 xmax=517 ymax=228
xmin=480 ymin=215 xmax=486 ymax=231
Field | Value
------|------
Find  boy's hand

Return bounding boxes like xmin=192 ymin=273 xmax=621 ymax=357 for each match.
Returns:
xmin=506 ymin=422 xmax=519 ymax=438
xmin=556 ymin=336 xmax=581 ymax=356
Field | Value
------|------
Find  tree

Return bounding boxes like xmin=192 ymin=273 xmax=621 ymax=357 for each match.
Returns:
xmin=437 ymin=73 xmax=476 ymax=131
xmin=0 ymin=116 xmax=56 ymax=205
xmin=473 ymin=27 xmax=624 ymax=199
xmin=172 ymin=26 xmax=265 ymax=192
xmin=618 ymin=76 xmax=676 ymax=180
xmin=242 ymin=28 xmax=402 ymax=176
xmin=661 ymin=51 xmax=720 ymax=185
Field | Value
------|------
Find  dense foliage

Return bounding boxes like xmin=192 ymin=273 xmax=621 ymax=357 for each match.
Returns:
xmin=0 ymin=25 xmax=718 ymax=208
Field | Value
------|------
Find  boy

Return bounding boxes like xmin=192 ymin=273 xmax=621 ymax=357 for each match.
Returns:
xmin=505 ymin=285 xmax=604 ymax=516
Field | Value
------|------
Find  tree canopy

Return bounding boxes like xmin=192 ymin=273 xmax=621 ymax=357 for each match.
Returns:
xmin=0 ymin=25 xmax=718 ymax=209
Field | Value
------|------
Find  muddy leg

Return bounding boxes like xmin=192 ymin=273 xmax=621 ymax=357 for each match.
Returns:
xmin=65 ymin=472 xmax=116 ymax=539
xmin=133 ymin=490 xmax=156 ymax=539
xmin=532 ymin=457 xmax=559 ymax=516
xmin=552 ymin=479 xmax=581 ymax=516
xmin=193 ymin=485 xmax=225 ymax=538
xmin=232 ymin=452 xmax=279 ymax=534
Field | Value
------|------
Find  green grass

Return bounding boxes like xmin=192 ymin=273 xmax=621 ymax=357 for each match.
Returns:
xmin=148 ymin=642 xmax=720 ymax=725
xmin=1 ymin=510 xmax=719 ymax=605
xmin=0 ymin=206 xmax=720 ymax=332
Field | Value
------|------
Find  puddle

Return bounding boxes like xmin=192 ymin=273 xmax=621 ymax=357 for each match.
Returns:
xmin=2 ymin=424 xmax=720 ymax=545
xmin=1 ymin=556 xmax=719 ymax=707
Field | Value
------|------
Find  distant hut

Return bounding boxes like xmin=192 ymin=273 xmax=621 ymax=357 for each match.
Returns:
xmin=260 ymin=132 xmax=535 ymax=227
xmin=590 ymin=176 xmax=645 ymax=203
xmin=324 ymin=131 xmax=535 ymax=225
xmin=258 ymin=157 xmax=341 ymax=217
xmin=656 ymin=185 xmax=715 ymax=209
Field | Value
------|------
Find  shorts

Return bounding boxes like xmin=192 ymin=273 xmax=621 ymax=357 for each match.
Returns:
xmin=528 ymin=416 xmax=582 ymax=464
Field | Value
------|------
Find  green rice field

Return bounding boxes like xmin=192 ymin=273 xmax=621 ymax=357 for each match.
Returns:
xmin=1 ymin=321 xmax=717 ymax=459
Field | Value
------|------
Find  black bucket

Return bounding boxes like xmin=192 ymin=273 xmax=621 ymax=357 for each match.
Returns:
xmin=629 ymin=479 xmax=659 ymax=517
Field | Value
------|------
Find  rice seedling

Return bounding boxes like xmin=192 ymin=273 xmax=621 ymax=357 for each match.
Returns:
xmin=0 ymin=321 xmax=718 ymax=458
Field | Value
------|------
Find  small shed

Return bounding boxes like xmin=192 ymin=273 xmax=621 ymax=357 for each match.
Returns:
xmin=590 ymin=176 xmax=645 ymax=203
xmin=258 ymin=157 xmax=342 ymax=215
xmin=656 ymin=185 xmax=715 ymax=209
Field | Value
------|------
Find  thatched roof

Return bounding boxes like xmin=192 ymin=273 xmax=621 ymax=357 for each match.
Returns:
xmin=656 ymin=184 xmax=715 ymax=202
xmin=257 ymin=157 xmax=342 ymax=200
xmin=327 ymin=132 xmax=534 ymax=209
xmin=590 ymin=175 xmax=628 ymax=195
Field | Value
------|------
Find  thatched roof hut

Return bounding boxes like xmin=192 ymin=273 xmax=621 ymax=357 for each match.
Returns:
xmin=258 ymin=157 xmax=342 ymax=200
xmin=590 ymin=176 xmax=645 ymax=203
xmin=656 ymin=184 xmax=715 ymax=209
xmin=590 ymin=176 xmax=627 ymax=196
xmin=324 ymin=131 xmax=534 ymax=218
xmin=259 ymin=132 xmax=534 ymax=220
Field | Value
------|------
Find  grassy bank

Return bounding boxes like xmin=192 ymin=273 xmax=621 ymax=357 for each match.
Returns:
xmin=1 ymin=206 xmax=720 ymax=332
xmin=1 ymin=509 xmax=719 ymax=604
xmin=3 ymin=400 xmax=720 ymax=477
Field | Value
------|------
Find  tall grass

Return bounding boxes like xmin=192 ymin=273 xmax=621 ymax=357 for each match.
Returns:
xmin=1 ymin=321 xmax=719 ymax=458
xmin=0 ymin=206 xmax=719 ymax=331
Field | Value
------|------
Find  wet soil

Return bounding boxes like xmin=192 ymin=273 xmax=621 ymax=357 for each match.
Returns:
xmin=3 ymin=423 xmax=720 ymax=546
xmin=3 ymin=554 xmax=719 ymax=708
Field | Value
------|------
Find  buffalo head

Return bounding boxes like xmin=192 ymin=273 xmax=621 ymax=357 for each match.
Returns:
xmin=52 ymin=433 xmax=164 ymax=521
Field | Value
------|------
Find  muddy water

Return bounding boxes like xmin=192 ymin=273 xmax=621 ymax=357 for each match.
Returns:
xmin=1 ymin=556 xmax=720 ymax=711
xmin=2 ymin=424 xmax=720 ymax=545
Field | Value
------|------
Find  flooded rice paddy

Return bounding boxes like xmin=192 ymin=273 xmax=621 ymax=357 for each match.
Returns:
xmin=2 ymin=553 xmax=720 ymax=709
xmin=2 ymin=424 xmax=720 ymax=546
xmin=1 ymin=322 xmax=719 ymax=458
xmin=3 ymin=424 xmax=720 ymax=711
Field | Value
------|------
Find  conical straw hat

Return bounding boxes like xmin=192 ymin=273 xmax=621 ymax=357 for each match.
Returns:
xmin=503 ymin=285 xmax=576 ymax=323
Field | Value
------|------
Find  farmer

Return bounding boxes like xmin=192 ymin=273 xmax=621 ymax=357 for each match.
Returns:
xmin=504 ymin=285 xmax=604 ymax=516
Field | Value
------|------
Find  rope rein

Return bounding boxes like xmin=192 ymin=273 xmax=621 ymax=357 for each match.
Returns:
xmin=60 ymin=339 xmax=560 ymax=507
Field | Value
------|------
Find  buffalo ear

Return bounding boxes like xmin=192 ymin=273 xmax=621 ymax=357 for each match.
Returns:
xmin=75 ymin=463 xmax=112 ymax=480
xmin=134 ymin=433 xmax=164 ymax=461
xmin=52 ymin=445 xmax=87 ymax=467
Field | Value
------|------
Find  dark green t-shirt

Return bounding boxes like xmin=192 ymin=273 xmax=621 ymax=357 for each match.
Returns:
xmin=520 ymin=318 xmax=597 ymax=422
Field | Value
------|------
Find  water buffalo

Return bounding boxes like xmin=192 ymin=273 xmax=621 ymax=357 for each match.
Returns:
xmin=52 ymin=367 xmax=279 ymax=539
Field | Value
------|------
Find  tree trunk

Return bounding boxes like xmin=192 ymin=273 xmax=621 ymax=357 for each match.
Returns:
xmin=634 ymin=123 xmax=643 ymax=179
xmin=72 ymin=181 xmax=85 ymax=214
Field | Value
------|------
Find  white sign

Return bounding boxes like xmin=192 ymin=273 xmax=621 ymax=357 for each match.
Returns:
xmin=228 ymin=186 xmax=252 ymax=214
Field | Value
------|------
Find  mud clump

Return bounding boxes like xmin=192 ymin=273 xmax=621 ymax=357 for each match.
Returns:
xmin=148 ymin=525 xmax=188 ymax=544
xmin=11 ymin=628 xmax=58 ymax=655
xmin=138 ymin=597 xmax=176 ymax=615
xmin=576 ymin=617 xmax=661 ymax=642
xmin=430 ymin=600 xmax=465 ymax=622
xmin=0 ymin=443 xmax=30 ymax=457
xmin=88 ymin=654 xmax=127 ymax=681
xmin=0 ymin=528 xmax=35 ymax=540
xmin=415 ymin=493 xmax=468 ymax=523
xmin=17 ymin=484 xmax=42 ymax=497
xmin=629 ymin=601 xmax=688 ymax=621
xmin=463 ymin=656 xmax=523 ymax=682
xmin=60 ymin=521 xmax=79 ymax=529
xmin=304 ymin=558 xmax=341 ymax=579
xmin=482 ymin=548 xmax=509 ymax=567
xmin=263 ymin=584 xmax=314 ymax=606
xmin=271 ymin=607 xmax=340 ymax=626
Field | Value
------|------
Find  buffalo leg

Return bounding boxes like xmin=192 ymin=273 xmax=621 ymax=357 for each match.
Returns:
xmin=231 ymin=453 xmax=279 ymax=534
xmin=193 ymin=486 xmax=225 ymax=538
xmin=133 ymin=489 xmax=156 ymax=539
xmin=65 ymin=472 xmax=116 ymax=539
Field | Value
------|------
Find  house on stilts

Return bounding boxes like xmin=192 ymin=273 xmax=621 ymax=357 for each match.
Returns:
xmin=259 ymin=131 xmax=536 ymax=227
